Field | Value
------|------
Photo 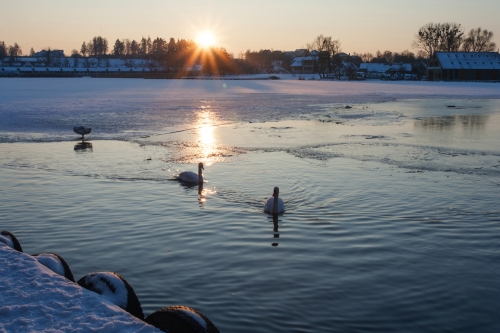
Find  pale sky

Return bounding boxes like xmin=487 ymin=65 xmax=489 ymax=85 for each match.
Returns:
xmin=1 ymin=0 xmax=499 ymax=56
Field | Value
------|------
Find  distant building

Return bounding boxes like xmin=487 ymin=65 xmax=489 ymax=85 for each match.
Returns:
xmin=293 ymin=49 xmax=308 ymax=57
xmin=290 ymin=56 xmax=316 ymax=74
xmin=323 ymin=62 xmax=359 ymax=79
xmin=34 ymin=50 xmax=65 ymax=58
xmin=291 ymin=51 xmax=361 ymax=78
xmin=427 ymin=52 xmax=500 ymax=81
xmin=359 ymin=63 xmax=413 ymax=79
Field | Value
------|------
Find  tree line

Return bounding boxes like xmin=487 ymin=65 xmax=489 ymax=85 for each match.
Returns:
xmin=0 ymin=42 xmax=22 ymax=61
xmin=78 ymin=35 xmax=234 ymax=75
xmin=1 ymin=23 xmax=497 ymax=75
xmin=0 ymin=35 xmax=235 ymax=76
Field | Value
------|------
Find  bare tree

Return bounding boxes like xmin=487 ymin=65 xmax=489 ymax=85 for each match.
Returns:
xmin=307 ymin=36 xmax=326 ymax=78
xmin=307 ymin=35 xmax=342 ymax=78
xmin=0 ymin=41 xmax=7 ymax=59
xmin=87 ymin=36 xmax=108 ymax=57
xmin=461 ymin=28 xmax=497 ymax=52
xmin=382 ymin=50 xmax=394 ymax=63
xmin=413 ymin=22 xmax=466 ymax=57
xmin=8 ymin=43 xmax=22 ymax=63
xmin=439 ymin=23 xmax=464 ymax=52
xmin=146 ymin=36 xmax=152 ymax=55
xmin=124 ymin=39 xmax=131 ymax=56
xmin=371 ymin=50 xmax=392 ymax=64
xmin=353 ymin=52 xmax=373 ymax=62
xmin=140 ymin=37 xmax=148 ymax=56
xmin=97 ymin=36 xmax=108 ymax=56
xmin=80 ymin=42 xmax=88 ymax=57
xmin=151 ymin=37 xmax=167 ymax=60
xmin=412 ymin=23 xmax=443 ymax=58
xmin=130 ymin=40 xmax=139 ymax=56
xmin=416 ymin=50 xmax=427 ymax=59
xmin=113 ymin=39 xmax=125 ymax=56
xmin=9 ymin=43 xmax=22 ymax=57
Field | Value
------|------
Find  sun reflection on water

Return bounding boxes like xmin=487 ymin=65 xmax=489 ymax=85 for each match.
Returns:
xmin=161 ymin=105 xmax=245 ymax=165
xmin=197 ymin=107 xmax=218 ymax=165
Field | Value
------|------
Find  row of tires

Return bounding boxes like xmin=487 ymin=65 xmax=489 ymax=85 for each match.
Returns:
xmin=0 ymin=230 xmax=220 ymax=333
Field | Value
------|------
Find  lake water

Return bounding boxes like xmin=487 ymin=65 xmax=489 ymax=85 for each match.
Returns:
xmin=1 ymin=79 xmax=500 ymax=332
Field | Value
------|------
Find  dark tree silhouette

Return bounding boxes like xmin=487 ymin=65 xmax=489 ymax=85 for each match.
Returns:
xmin=439 ymin=23 xmax=464 ymax=52
xmin=87 ymin=36 xmax=108 ymax=57
xmin=307 ymin=35 xmax=342 ymax=78
xmin=80 ymin=42 xmax=88 ymax=57
xmin=130 ymin=40 xmax=139 ymax=56
xmin=413 ymin=23 xmax=443 ymax=58
xmin=8 ymin=43 xmax=22 ymax=61
xmin=461 ymin=28 xmax=497 ymax=52
xmin=0 ymin=41 xmax=8 ymax=60
xmin=113 ymin=39 xmax=125 ymax=56
xmin=413 ymin=22 xmax=465 ymax=58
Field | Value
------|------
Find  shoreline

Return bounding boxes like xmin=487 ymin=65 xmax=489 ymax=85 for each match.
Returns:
xmin=0 ymin=243 xmax=162 ymax=332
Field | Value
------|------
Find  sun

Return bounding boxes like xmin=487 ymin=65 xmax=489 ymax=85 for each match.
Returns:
xmin=197 ymin=31 xmax=216 ymax=48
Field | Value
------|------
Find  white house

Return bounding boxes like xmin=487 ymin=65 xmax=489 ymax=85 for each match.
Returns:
xmin=359 ymin=63 xmax=412 ymax=79
xmin=290 ymin=56 xmax=316 ymax=74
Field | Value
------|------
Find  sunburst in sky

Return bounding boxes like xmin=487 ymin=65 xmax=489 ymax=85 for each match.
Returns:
xmin=1 ymin=0 xmax=499 ymax=55
xmin=196 ymin=31 xmax=216 ymax=48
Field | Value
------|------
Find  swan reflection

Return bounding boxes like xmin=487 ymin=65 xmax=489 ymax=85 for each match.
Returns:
xmin=270 ymin=213 xmax=280 ymax=247
xmin=74 ymin=141 xmax=93 ymax=151
xmin=197 ymin=182 xmax=217 ymax=206
xmin=198 ymin=182 xmax=206 ymax=205
xmin=176 ymin=180 xmax=213 ymax=206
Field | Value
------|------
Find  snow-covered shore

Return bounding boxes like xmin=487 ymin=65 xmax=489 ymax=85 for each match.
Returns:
xmin=0 ymin=243 xmax=162 ymax=333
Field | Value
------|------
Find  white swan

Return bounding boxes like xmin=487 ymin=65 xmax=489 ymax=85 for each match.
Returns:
xmin=264 ymin=187 xmax=285 ymax=214
xmin=176 ymin=162 xmax=204 ymax=183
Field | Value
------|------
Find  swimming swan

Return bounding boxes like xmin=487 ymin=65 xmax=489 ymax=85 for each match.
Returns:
xmin=264 ymin=187 xmax=285 ymax=214
xmin=176 ymin=162 xmax=204 ymax=183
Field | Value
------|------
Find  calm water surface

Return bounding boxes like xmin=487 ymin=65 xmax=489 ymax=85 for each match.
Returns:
xmin=1 ymin=81 xmax=500 ymax=332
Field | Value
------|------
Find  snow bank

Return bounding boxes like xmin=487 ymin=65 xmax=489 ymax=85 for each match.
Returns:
xmin=0 ymin=234 xmax=14 ymax=248
xmin=33 ymin=253 xmax=67 ymax=277
xmin=0 ymin=243 xmax=161 ymax=333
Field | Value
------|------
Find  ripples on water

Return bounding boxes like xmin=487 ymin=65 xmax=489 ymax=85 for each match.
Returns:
xmin=1 ymin=87 xmax=500 ymax=332
xmin=1 ymin=141 xmax=499 ymax=332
